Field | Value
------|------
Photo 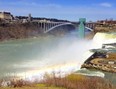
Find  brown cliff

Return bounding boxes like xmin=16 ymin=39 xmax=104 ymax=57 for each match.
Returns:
xmin=0 ymin=22 xmax=43 ymax=41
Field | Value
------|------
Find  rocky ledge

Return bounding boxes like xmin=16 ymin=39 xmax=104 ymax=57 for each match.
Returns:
xmin=81 ymin=58 xmax=116 ymax=73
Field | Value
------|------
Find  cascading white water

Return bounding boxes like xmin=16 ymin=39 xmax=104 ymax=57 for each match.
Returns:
xmin=92 ymin=32 xmax=116 ymax=48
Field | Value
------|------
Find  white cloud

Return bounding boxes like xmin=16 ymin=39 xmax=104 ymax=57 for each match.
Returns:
xmin=99 ymin=2 xmax=112 ymax=7
xmin=35 ymin=4 xmax=62 ymax=8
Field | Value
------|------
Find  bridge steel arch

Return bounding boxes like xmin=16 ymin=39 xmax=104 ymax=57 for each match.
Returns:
xmin=37 ymin=20 xmax=94 ymax=37
xmin=44 ymin=22 xmax=76 ymax=33
xmin=44 ymin=22 xmax=94 ymax=33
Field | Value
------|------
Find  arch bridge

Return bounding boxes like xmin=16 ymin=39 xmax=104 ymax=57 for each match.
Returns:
xmin=36 ymin=18 xmax=96 ymax=37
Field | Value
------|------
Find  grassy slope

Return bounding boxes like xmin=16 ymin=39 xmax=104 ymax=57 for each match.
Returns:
xmin=0 ymin=73 xmax=115 ymax=89
xmin=0 ymin=87 xmax=65 ymax=89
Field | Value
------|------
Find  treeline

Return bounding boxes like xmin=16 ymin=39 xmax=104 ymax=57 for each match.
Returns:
xmin=16 ymin=16 xmax=69 ymax=22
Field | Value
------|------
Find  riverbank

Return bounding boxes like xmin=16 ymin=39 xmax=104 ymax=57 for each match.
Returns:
xmin=0 ymin=74 xmax=115 ymax=89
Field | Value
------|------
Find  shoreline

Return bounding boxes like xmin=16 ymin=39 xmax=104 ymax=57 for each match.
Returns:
xmin=81 ymin=53 xmax=116 ymax=73
xmin=0 ymin=72 xmax=115 ymax=89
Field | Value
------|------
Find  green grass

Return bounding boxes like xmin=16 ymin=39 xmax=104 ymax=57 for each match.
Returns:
xmin=0 ymin=86 xmax=65 ymax=89
xmin=0 ymin=82 xmax=65 ymax=89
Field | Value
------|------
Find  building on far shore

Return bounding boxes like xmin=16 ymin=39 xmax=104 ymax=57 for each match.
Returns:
xmin=0 ymin=11 xmax=13 ymax=20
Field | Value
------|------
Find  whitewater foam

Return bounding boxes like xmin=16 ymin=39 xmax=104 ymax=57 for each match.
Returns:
xmin=76 ymin=68 xmax=105 ymax=78
xmin=92 ymin=32 xmax=116 ymax=48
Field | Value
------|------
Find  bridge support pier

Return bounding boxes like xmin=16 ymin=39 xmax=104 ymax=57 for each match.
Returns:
xmin=78 ymin=18 xmax=86 ymax=38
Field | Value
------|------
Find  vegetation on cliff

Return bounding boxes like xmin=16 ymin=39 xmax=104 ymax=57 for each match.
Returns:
xmin=95 ymin=21 xmax=116 ymax=32
xmin=0 ymin=22 xmax=42 ymax=41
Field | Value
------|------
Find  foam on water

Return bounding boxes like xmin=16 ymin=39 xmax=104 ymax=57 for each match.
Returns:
xmin=92 ymin=32 xmax=116 ymax=48
xmin=76 ymin=68 xmax=105 ymax=78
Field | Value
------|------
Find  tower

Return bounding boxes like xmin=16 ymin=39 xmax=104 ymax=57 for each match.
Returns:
xmin=78 ymin=18 xmax=86 ymax=38
xmin=28 ymin=13 xmax=32 ymax=21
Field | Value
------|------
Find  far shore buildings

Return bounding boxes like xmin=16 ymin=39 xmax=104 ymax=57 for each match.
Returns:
xmin=0 ymin=11 xmax=69 ymax=23
xmin=1 ymin=11 xmax=116 ymax=25
xmin=0 ymin=11 xmax=13 ymax=20
xmin=0 ymin=11 xmax=33 ymax=23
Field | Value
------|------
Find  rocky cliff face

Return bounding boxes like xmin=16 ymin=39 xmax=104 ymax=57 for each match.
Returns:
xmin=0 ymin=22 xmax=43 ymax=41
xmin=95 ymin=24 xmax=116 ymax=32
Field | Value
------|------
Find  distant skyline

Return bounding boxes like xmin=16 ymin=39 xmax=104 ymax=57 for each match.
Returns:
xmin=0 ymin=0 xmax=116 ymax=21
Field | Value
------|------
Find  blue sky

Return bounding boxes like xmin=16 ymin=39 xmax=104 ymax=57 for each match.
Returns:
xmin=0 ymin=0 xmax=116 ymax=21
